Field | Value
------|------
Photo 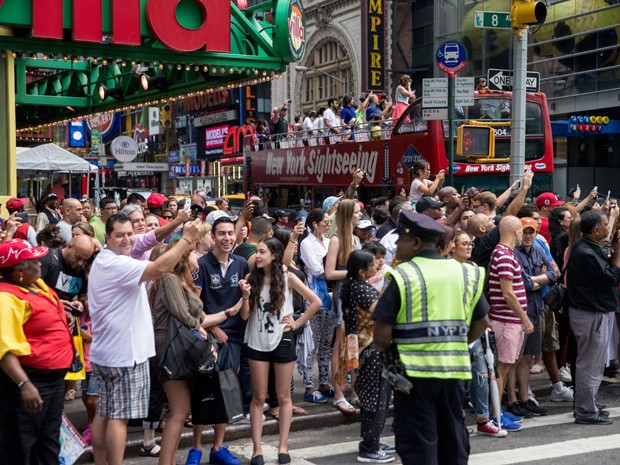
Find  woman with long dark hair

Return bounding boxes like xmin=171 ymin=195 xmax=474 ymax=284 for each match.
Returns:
xmin=241 ymin=238 xmax=321 ymax=465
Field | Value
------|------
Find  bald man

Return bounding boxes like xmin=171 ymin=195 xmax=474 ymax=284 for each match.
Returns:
xmin=57 ymin=198 xmax=84 ymax=244
xmin=39 ymin=234 xmax=95 ymax=307
xmin=437 ymin=186 xmax=461 ymax=217
xmin=487 ymin=216 xmax=534 ymax=419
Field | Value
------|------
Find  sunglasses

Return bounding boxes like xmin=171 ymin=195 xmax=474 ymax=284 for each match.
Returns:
xmin=162 ymin=215 xmax=173 ymax=220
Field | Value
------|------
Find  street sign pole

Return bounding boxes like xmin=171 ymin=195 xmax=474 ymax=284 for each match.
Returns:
xmin=448 ymin=72 xmax=455 ymax=186
xmin=511 ymin=32 xmax=527 ymax=184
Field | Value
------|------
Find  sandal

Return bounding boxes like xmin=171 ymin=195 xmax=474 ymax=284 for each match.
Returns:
xmin=292 ymin=405 xmax=308 ymax=415
xmin=269 ymin=408 xmax=280 ymax=420
xmin=332 ymin=398 xmax=356 ymax=414
xmin=139 ymin=442 xmax=161 ymax=457
xmin=64 ymin=389 xmax=76 ymax=401
xmin=349 ymin=396 xmax=361 ymax=408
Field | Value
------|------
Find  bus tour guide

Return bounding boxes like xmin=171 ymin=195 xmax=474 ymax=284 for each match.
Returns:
xmin=373 ymin=211 xmax=489 ymax=465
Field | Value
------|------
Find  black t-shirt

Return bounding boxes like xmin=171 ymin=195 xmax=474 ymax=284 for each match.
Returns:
xmin=373 ymin=260 xmax=489 ymax=326
xmin=39 ymin=248 xmax=87 ymax=300
xmin=233 ymin=242 xmax=257 ymax=262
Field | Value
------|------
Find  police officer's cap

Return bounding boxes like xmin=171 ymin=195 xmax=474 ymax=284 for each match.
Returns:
xmin=398 ymin=210 xmax=445 ymax=244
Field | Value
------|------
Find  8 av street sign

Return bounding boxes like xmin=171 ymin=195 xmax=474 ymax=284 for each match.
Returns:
xmin=487 ymin=68 xmax=540 ymax=93
xmin=474 ymin=11 xmax=512 ymax=29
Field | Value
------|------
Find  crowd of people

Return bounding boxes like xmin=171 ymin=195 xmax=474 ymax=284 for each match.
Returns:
xmin=1 ymin=162 xmax=619 ymax=465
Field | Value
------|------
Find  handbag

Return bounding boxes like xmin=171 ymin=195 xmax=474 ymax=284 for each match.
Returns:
xmin=159 ymin=315 xmax=217 ymax=381
xmin=66 ymin=318 xmax=86 ymax=380
xmin=191 ymin=343 xmax=245 ymax=425
xmin=310 ymin=274 xmax=333 ymax=311
xmin=543 ymin=259 xmax=570 ymax=317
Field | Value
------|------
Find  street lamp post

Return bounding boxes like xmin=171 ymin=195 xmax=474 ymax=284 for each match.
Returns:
xmin=295 ymin=66 xmax=347 ymax=97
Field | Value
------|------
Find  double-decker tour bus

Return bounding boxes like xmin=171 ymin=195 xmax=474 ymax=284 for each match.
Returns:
xmin=244 ymin=90 xmax=554 ymax=208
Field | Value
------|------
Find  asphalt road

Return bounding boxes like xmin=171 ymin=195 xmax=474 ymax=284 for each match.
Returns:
xmin=74 ymin=380 xmax=620 ymax=465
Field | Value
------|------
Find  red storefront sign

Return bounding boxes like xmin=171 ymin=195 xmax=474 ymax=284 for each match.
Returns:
xmin=31 ymin=0 xmax=230 ymax=52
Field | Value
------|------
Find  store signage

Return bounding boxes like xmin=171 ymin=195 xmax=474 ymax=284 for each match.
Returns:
xmin=205 ymin=125 xmax=229 ymax=151
xmin=28 ymin=0 xmax=230 ymax=53
xmin=223 ymin=125 xmax=256 ymax=156
xmin=149 ymin=107 xmax=161 ymax=136
xmin=242 ymin=86 xmax=257 ymax=125
xmin=275 ymin=0 xmax=306 ymax=62
xmin=86 ymin=113 xmax=117 ymax=138
xmin=184 ymin=90 xmax=230 ymax=113
xmin=361 ymin=0 xmax=385 ymax=91
xmin=115 ymin=162 xmax=169 ymax=171
xmin=69 ymin=121 xmax=86 ymax=148
xmin=194 ymin=110 xmax=238 ymax=128
xmin=111 ymin=136 xmax=139 ymax=162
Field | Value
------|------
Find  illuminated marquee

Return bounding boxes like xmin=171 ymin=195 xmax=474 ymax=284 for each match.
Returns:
xmin=362 ymin=0 xmax=385 ymax=92
xmin=30 ymin=0 xmax=230 ymax=52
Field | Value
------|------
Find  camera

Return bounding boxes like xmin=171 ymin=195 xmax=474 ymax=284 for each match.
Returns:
xmin=70 ymin=305 xmax=83 ymax=317
xmin=381 ymin=346 xmax=412 ymax=394
xmin=286 ymin=99 xmax=292 ymax=105
xmin=360 ymin=170 xmax=367 ymax=177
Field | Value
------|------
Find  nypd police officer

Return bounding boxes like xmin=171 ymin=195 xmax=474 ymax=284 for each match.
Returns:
xmin=373 ymin=211 xmax=489 ymax=464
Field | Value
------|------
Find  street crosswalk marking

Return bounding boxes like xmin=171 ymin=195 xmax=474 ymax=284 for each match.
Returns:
xmin=469 ymin=434 xmax=620 ymax=464
xmin=227 ymin=408 xmax=620 ymax=464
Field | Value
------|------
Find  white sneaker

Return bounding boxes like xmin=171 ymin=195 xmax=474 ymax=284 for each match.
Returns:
xmin=240 ymin=413 xmax=266 ymax=423
xmin=550 ymin=385 xmax=574 ymax=402
xmin=527 ymin=386 xmax=539 ymax=406
xmin=559 ymin=366 xmax=572 ymax=383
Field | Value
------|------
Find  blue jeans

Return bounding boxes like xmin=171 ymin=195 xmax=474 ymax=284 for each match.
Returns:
xmin=469 ymin=339 xmax=490 ymax=421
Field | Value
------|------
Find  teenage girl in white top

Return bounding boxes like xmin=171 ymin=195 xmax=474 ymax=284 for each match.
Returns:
xmin=241 ymin=238 xmax=321 ymax=465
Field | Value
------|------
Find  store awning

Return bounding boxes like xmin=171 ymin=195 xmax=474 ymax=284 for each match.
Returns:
xmin=16 ymin=144 xmax=98 ymax=173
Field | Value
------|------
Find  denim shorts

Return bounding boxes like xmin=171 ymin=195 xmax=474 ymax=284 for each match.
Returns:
xmin=81 ymin=371 xmax=100 ymax=396
xmin=244 ymin=332 xmax=296 ymax=363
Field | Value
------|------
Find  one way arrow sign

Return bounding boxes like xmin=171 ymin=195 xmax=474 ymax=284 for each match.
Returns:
xmin=487 ymin=68 xmax=540 ymax=93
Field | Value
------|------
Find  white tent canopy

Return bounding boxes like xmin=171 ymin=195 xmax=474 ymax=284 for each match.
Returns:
xmin=16 ymin=143 xmax=98 ymax=173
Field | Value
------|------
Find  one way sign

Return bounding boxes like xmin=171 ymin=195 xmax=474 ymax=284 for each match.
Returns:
xmin=487 ymin=69 xmax=540 ymax=93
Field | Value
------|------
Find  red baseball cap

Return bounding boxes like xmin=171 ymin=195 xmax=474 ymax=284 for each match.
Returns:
xmin=0 ymin=239 xmax=48 ymax=268
xmin=6 ymin=198 xmax=28 ymax=213
xmin=147 ymin=193 xmax=168 ymax=209
xmin=535 ymin=192 xmax=564 ymax=208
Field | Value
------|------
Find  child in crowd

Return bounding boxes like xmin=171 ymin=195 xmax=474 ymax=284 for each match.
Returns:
xmin=362 ymin=242 xmax=392 ymax=292
xmin=341 ymin=250 xmax=395 ymax=463
xmin=241 ymin=238 xmax=321 ymax=465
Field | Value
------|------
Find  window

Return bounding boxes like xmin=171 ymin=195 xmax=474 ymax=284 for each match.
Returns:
xmin=299 ymin=40 xmax=352 ymax=116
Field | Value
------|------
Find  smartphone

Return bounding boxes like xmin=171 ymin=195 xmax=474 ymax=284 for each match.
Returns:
xmin=246 ymin=191 xmax=252 ymax=201
xmin=607 ymin=190 xmax=611 ymax=201
xmin=594 ymin=186 xmax=598 ymax=192
xmin=576 ymin=184 xmax=580 ymax=190
xmin=514 ymin=180 xmax=522 ymax=190
xmin=299 ymin=216 xmax=307 ymax=227
xmin=184 ymin=201 xmax=191 ymax=213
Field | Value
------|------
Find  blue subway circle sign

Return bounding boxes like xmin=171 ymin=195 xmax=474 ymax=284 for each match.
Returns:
xmin=436 ymin=41 xmax=467 ymax=73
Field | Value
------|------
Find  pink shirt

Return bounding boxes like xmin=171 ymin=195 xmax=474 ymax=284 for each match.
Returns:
xmin=488 ymin=243 xmax=527 ymax=324
xmin=131 ymin=230 xmax=160 ymax=261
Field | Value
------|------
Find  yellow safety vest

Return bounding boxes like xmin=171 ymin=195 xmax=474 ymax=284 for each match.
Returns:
xmin=388 ymin=257 xmax=485 ymax=380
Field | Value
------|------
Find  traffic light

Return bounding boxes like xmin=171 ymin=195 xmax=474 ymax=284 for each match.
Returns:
xmin=457 ymin=125 xmax=495 ymax=158
xmin=511 ymin=0 xmax=547 ymax=30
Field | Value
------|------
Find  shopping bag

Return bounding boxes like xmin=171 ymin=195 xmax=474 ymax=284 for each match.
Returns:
xmin=65 ymin=334 xmax=86 ymax=381
xmin=191 ymin=343 xmax=245 ymax=425
xmin=310 ymin=275 xmax=333 ymax=311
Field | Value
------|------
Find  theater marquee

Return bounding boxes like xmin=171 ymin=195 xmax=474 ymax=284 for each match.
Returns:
xmin=361 ymin=0 xmax=385 ymax=93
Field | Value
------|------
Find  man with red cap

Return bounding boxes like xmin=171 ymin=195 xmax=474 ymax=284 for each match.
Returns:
xmin=146 ymin=193 xmax=170 ymax=225
xmin=535 ymin=193 xmax=564 ymax=242
xmin=5 ymin=198 xmax=37 ymax=246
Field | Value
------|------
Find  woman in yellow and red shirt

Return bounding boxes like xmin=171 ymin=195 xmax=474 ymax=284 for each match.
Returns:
xmin=0 ymin=239 xmax=74 ymax=465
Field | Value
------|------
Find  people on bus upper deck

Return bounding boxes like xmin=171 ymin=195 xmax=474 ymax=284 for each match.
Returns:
xmin=271 ymin=101 xmax=291 ymax=142
xmin=407 ymin=159 xmax=445 ymax=206
xmin=477 ymin=78 xmax=488 ymax=91
xmin=303 ymin=111 xmax=317 ymax=142
xmin=392 ymin=75 xmax=416 ymax=120
xmin=314 ymin=107 xmax=326 ymax=137
xmin=323 ymin=97 xmax=341 ymax=135
xmin=339 ymin=95 xmax=356 ymax=131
